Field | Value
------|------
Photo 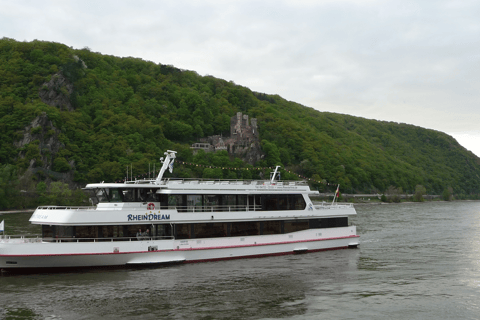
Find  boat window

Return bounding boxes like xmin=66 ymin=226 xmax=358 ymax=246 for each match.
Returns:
xmin=264 ymin=195 xmax=279 ymax=211
xmin=261 ymin=194 xmax=306 ymax=211
xmin=237 ymin=195 xmax=247 ymax=207
xmin=204 ymin=195 xmax=220 ymax=211
xmin=96 ymin=188 xmax=108 ymax=202
xmin=222 ymin=195 xmax=236 ymax=206
xmin=230 ymin=221 xmax=260 ymax=236
xmin=293 ymin=195 xmax=306 ymax=210
xmin=156 ymin=224 xmax=172 ymax=238
xmin=42 ymin=225 xmax=54 ymax=238
xmin=137 ymin=189 xmax=147 ymax=202
xmin=109 ymin=189 xmax=123 ymax=202
xmin=41 ymin=217 xmax=349 ymax=242
xmin=262 ymin=221 xmax=282 ymax=235
xmin=57 ymin=226 xmax=74 ymax=238
xmin=100 ymin=226 xmax=123 ymax=238
xmin=169 ymin=195 xmax=186 ymax=211
xmin=194 ymin=223 xmax=227 ymax=238
xmin=175 ymin=224 xmax=191 ymax=239
xmin=76 ymin=226 xmax=98 ymax=239
xmin=187 ymin=195 xmax=202 ymax=212
xmin=284 ymin=220 xmax=309 ymax=233
xmin=123 ymin=225 xmax=140 ymax=238
xmin=84 ymin=189 xmax=99 ymax=205
xmin=145 ymin=189 xmax=158 ymax=202
xmin=168 ymin=195 xmax=185 ymax=206
xmin=122 ymin=189 xmax=135 ymax=202
xmin=254 ymin=195 xmax=262 ymax=209
xmin=159 ymin=194 xmax=168 ymax=208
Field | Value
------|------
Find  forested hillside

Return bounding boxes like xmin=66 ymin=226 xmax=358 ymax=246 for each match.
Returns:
xmin=0 ymin=38 xmax=479 ymax=209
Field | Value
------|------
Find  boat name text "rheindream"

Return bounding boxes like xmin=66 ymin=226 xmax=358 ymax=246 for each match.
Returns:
xmin=127 ymin=214 xmax=170 ymax=221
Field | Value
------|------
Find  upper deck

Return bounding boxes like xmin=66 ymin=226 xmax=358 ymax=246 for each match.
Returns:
xmin=85 ymin=178 xmax=314 ymax=194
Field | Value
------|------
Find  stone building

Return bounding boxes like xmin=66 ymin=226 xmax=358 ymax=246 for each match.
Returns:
xmin=191 ymin=112 xmax=263 ymax=164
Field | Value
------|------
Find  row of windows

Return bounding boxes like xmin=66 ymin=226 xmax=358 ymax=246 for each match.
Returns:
xmin=87 ymin=188 xmax=307 ymax=211
xmin=42 ymin=217 xmax=348 ymax=241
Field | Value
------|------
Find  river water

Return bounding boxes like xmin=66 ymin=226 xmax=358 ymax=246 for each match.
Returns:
xmin=1 ymin=201 xmax=480 ymax=319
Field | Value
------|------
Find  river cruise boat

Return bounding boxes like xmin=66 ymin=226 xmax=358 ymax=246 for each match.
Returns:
xmin=0 ymin=150 xmax=358 ymax=272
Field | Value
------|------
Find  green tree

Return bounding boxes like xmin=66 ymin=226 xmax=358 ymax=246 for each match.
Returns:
xmin=385 ymin=185 xmax=403 ymax=203
xmin=261 ymin=140 xmax=281 ymax=167
xmin=442 ymin=187 xmax=453 ymax=201
xmin=47 ymin=182 xmax=72 ymax=205
xmin=413 ymin=184 xmax=426 ymax=202
xmin=0 ymin=164 xmax=20 ymax=210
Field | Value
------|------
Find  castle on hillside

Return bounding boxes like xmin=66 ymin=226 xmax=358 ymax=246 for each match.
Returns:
xmin=191 ymin=112 xmax=262 ymax=164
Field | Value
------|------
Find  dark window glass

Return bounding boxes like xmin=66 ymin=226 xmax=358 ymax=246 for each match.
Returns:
xmin=176 ymin=224 xmax=191 ymax=239
xmin=96 ymin=188 xmax=108 ymax=203
xmin=122 ymin=189 xmax=135 ymax=202
xmin=237 ymin=195 xmax=247 ymax=207
xmin=263 ymin=221 xmax=282 ymax=235
xmin=169 ymin=195 xmax=186 ymax=211
xmin=109 ymin=189 xmax=122 ymax=202
xmin=156 ymin=224 xmax=172 ymax=238
xmin=56 ymin=226 xmax=74 ymax=238
xmin=194 ymin=223 xmax=228 ymax=238
xmin=230 ymin=222 xmax=260 ymax=236
xmin=99 ymin=226 xmax=123 ymax=238
xmin=284 ymin=220 xmax=309 ymax=233
xmin=187 ymin=195 xmax=202 ymax=212
xmin=42 ymin=225 xmax=54 ymax=238
xmin=222 ymin=195 xmax=236 ymax=208
xmin=294 ymin=195 xmax=306 ymax=210
xmin=205 ymin=195 xmax=220 ymax=212
xmin=76 ymin=226 xmax=98 ymax=239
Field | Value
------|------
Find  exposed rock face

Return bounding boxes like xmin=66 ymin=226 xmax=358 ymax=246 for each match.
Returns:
xmin=38 ymin=72 xmax=74 ymax=111
xmin=15 ymin=112 xmax=75 ymax=184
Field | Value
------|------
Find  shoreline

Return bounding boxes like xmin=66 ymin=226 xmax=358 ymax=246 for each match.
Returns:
xmin=1 ymin=200 xmax=478 ymax=213
xmin=348 ymin=199 xmax=480 ymax=206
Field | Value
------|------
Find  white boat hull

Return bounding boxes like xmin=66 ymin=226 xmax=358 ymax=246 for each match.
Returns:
xmin=0 ymin=227 xmax=358 ymax=271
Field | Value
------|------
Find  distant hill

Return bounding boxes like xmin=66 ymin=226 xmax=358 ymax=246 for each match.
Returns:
xmin=0 ymin=38 xmax=479 ymax=209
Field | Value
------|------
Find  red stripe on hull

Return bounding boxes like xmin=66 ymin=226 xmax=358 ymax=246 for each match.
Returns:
xmin=0 ymin=235 xmax=359 ymax=258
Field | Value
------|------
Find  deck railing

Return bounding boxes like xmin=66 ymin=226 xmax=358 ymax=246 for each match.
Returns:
xmin=36 ymin=206 xmax=95 ymax=210
xmin=34 ymin=203 xmax=352 ymax=212
xmin=0 ymin=235 xmax=174 ymax=243
xmin=162 ymin=205 xmax=263 ymax=212
xmin=313 ymin=202 xmax=355 ymax=210
xmin=130 ymin=178 xmax=310 ymax=186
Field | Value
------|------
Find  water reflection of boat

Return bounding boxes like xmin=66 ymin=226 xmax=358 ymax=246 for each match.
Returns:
xmin=0 ymin=150 xmax=359 ymax=272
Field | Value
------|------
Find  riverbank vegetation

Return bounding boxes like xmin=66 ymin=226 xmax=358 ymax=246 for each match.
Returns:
xmin=1 ymin=38 xmax=479 ymax=209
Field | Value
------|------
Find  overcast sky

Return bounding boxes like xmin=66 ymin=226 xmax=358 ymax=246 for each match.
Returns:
xmin=2 ymin=0 xmax=479 ymax=156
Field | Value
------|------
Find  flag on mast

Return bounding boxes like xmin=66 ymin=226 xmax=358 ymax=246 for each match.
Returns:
xmin=332 ymin=184 xmax=340 ymax=205
xmin=0 ymin=220 xmax=4 ymax=233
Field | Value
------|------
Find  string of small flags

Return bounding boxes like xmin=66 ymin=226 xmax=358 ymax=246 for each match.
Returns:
xmin=117 ymin=161 xmax=338 ymax=186
xmin=177 ymin=161 xmax=338 ymax=186
xmin=176 ymin=160 xmax=273 ymax=171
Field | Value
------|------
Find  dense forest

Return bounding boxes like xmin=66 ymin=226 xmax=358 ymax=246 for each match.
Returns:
xmin=0 ymin=38 xmax=479 ymax=209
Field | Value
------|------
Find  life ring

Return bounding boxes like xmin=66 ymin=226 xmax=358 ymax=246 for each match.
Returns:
xmin=147 ymin=203 xmax=155 ymax=210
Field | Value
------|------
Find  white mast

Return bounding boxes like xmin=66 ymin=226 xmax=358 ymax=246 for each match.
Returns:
xmin=332 ymin=184 xmax=340 ymax=205
xmin=270 ymin=166 xmax=281 ymax=184
xmin=155 ymin=150 xmax=177 ymax=184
